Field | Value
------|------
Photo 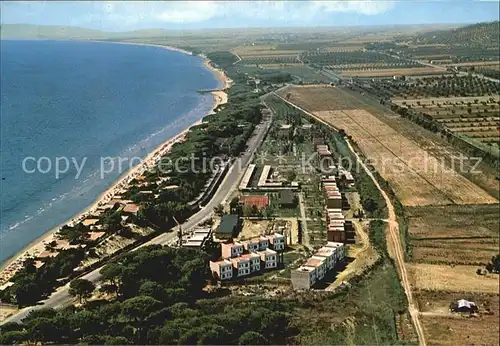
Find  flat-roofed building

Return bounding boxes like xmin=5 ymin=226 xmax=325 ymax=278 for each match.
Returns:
xmin=240 ymin=195 xmax=270 ymax=210
xmin=258 ymin=165 xmax=272 ymax=187
xmin=327 ymin=224 xmax=346 ymax=243
xmin=291 ymin=266 xmax=317 ymax=290
xmin=325 ymin=242 xmax=346 ymax=262
xmin=305 ymin=256 xmax=327 ymax=280
xmin=221 ymin=242 xmax=244 ymax=259
xmin=267 ymin=233 xmax=285 ymax=251
xmin=315 ymin=247 xmax=337 ymax=270
xmin=325 ymin=192 xmax=342 ymax=209
xmin=240 ymin=253 xmax=261 ymax=273
xmin=291 ymin=242 xmax=346 ymax=290
xmin=239 ymin=164 xmax=256 ymax=190
xmin=241 ymin=238 xmax=260 ymax=252
xmin=257 ymin=249 xmax=278 ymax=269
xmin=258 ymin=236 xmax=269 ymax=250
xmin=231 ymin=256 xmax=251 ymax=277
xmin=209 ymin=259 xmax=233 ymax=280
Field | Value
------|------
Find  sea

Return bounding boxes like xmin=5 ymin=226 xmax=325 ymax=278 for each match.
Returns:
xmin=0 ymin=40 xmax=220 ymax=264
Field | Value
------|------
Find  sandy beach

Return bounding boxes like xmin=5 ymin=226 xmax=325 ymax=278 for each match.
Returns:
xmin=0 ymin=44 xmax=231 ymax=286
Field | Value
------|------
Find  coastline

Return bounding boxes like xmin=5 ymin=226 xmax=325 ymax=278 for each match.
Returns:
xmin=0 ymin=42 xmax=231 ymax=283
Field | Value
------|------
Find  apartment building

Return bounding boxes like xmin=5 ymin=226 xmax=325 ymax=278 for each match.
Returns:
xmin=231 ymin=256 xmax=251 ymax=277
xmin=257 ymin=248 xmax=278 ymax=269
xmin=291 ymin=242 xmax=346 ymax=290
xmin=221 ymin=242 xmax=244 ymax=259
xmin=291 ymin=265 xmax=317 ymax=289
xmin=240 ymin=253 xmax=261 ymax=273
xmin=304 ymin=256 xmax=327 ymax=281
xmin=314 ymin=246 xmax=337 ymax=270
xmin=259 ymin=236 xmax=269 ymax=250
xmin=209 ymin=260 xmax=233 ymax=281
xmin=240 ymin=238 xmax=260 ymax=252
xmin=267 ymin=233 xmax=285 ymax=251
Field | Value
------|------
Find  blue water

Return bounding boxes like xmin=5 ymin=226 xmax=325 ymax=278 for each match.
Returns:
xmin=0 ymin=40 xmax=219 ymax=263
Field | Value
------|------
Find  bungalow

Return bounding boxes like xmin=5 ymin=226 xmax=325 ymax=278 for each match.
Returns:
xmin=123 ymin=203 xmax=140 ymax=215
xmin=450 ymin=299 xmax=479 ymax=313
xmin=239 ymin=195 xmax=270 ymax=210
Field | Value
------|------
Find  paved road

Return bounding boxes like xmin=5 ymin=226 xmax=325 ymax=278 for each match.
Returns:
xmin=2 ymin=103 xmax=273 ymax=325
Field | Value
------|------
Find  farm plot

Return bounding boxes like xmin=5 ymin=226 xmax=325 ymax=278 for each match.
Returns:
xmin=279 ymin=86 xmax=497 ymax=206
xmin=421 ymin=315 xmax=499 ymax=346
xmin=406 ymin=263 xmax=499 ymax=293
xmin=302 ymin=50 xmax=420 ymax=67
xmin=339 ymin=67 xmax=445 ymax=77
xmin=394 ymin=96 xmax=500 ymax=145
xmin=313 ymin=109 xmax=497 ymax=206
xmin=415 ymin=290 xmax=499 ymax=314
xmin=278 ymin=85 xmax=362 ymax=111
xmin=406 ymin=204 xmax=499 ymax=265
xmin=386 ymin=75 xmax=500 ymax=99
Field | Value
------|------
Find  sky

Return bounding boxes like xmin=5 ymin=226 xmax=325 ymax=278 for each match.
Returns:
xmin=1 ymin=1 xmax=499 ymax=31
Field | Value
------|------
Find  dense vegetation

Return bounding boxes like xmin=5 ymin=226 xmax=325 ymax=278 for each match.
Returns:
xmin=0 ymin=236 xmax=409 ymax=345
xmin=0 ymin=61 xmax=265 ymax=307
xmin=410 ymin=21 xmax=500 ymax=46
xmin=362 ymin=75 xmax=500 ymax=99
xmin=301 ymin=51 xmax=419 ymax=68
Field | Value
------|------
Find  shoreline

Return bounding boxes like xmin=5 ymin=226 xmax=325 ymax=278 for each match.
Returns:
xmin=0 ymin=42 xmax=231 ymax=283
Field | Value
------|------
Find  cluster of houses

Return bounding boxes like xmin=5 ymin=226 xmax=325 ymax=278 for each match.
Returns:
xmin=291 ymin=242 xmax=346 ymax=289
xmin=209 ymin=233 xmax=285 ymax=281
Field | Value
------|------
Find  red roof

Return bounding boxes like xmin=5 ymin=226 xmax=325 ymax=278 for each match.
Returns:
xmin=240 ymin=195 xmax=269 ymax=209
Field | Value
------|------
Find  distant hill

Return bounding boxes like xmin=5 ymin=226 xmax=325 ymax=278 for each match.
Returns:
xmin=0 ymin=24 xmax=111 ymax=39
xmin=0 ymin=24 xmax=182 ymax=40
xmin=411 ymin=21 xmax=500 ymax=45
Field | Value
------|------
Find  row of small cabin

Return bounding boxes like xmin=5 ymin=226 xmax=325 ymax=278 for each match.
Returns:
xmin=323 ymin=175 xmax=355 ymax=243
xmin=209 ymin=233 xmax=285 ymax=281
xmin=291 ymin=242 xmax=346 ymax=289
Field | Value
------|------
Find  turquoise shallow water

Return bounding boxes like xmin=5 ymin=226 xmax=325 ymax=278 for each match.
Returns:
xmin=0 ymin=40 xmax=219 ymax=263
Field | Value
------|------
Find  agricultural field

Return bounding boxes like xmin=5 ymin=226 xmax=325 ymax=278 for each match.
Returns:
xmin=302 ymin=50 xmax=420 ymax=68
xmin=370 ymin=75 xmax=500 ymax=99
xmin=406 ymin=204 xmax=499 ymax=265
xmin=339 ymin=67 xmax=444 ymax=77
xmin=232 ymin=44 xmax=301 ymax=65
xmin=407 ymin=263 xmax=499 ymax=293
xmin=420 ymin=314 xmax=499 ymax=346
xmin=279 ymin=85 xmax=497 ymax=207
xmin=392 ymin=95 xmax=500 ymax=146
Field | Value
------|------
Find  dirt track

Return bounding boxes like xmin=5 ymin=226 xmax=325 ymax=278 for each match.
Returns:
xmin=345 ymin=139 xmax=427 ymax=346
xmin=274 ymin=90 xmax=427 ymax=346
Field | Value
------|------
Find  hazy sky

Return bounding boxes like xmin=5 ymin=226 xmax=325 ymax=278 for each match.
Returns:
xmin=1 ymin=1 xmax=498 ymax=31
